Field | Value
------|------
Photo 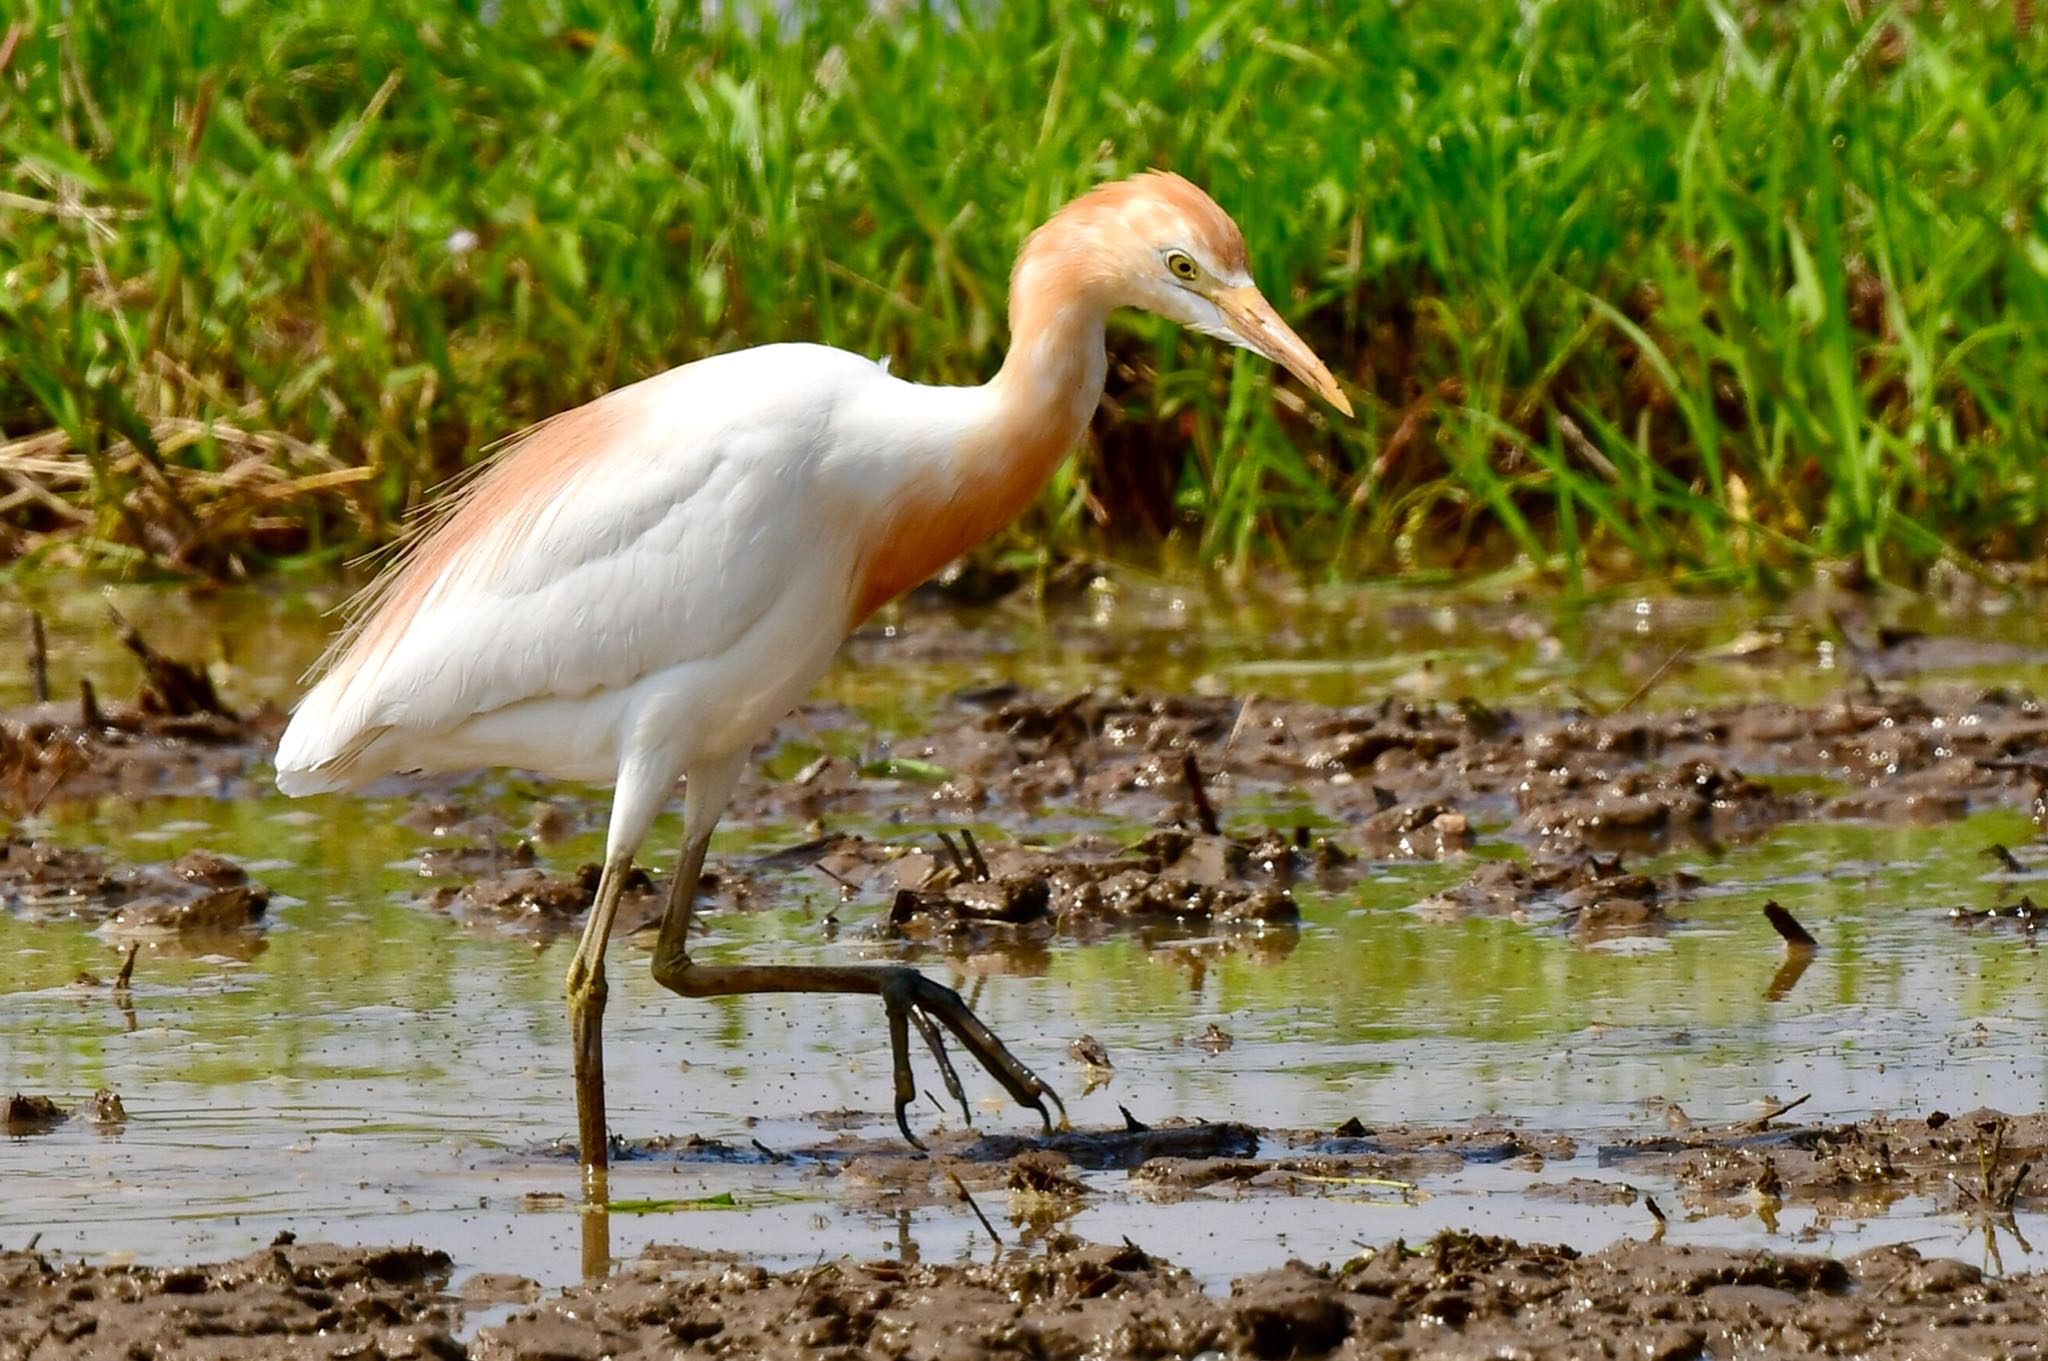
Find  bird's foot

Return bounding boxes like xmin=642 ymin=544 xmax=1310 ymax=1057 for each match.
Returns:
xmin=879 ymin=968 xmax=1066 ymax=1150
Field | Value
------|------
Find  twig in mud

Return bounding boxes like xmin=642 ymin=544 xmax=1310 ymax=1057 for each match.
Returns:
xmin=1119 ymin=1105 xmax=1150 ymax=1132
xmin=22 ymin=1233 xmax=39 ymax=1253
xmin=108 ymin=605 xmax=235 ymax=719
xmin=115 ymin=944 xmax=137 ymax=992
xmin=28 ymin=760 xmax=73 ymax=816
xmin=1640 ymin=1190 xmax=1667 ymax=1241
xmin=1181 ymin=750 xmax=1220 ymax=836
xmin=957 ymin=828 xmax=989 ymax=882
xmin=749 ymin=1138 xmax=787 ymax=1164
xmin=27 ymin=611 xmax=47 ymax=704
xmin=1958 ymin=1118 xmax=2034 ymax=1216
xmin=1985 ymin=843 xmax=2026 ymax=874
xmin=935 ymin=830 xmax=970 ymax=878
xmin=1762 ymin=901 xmax=1818 ymax=949
xmin=946 ymin=1171 xmax=1001 ymax=1248
xmin=1744 ymin=1093 xmax=1810 ymax=1131
xmin=1613 ymin=647 xmax=1690 ymax=716
xmin=79 ymin=677 xmax=104 ymax=730
xmin=809 ymin=860 xmax=860 ymax=899
xmin=1222 ymin=694 xmax=1260 ymax=761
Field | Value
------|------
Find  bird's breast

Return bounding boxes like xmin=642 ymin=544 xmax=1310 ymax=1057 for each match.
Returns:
xmin=847 ymin=425 xmax=1068 ymax=627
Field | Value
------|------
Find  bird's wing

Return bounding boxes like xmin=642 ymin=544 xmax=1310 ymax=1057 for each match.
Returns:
xmin=276 ymin=346 xmax=872 ymax=788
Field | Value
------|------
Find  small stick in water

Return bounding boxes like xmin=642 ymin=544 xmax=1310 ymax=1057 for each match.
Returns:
xmin=115 ymin=944 xmax=138 ymax=991
xmin=1614 ymin=647 xmax=1690 ymax=715
xmin=1181 ymin=750 xmax=1220 ymax=836
xmin=935 ymin=830 xmax=970 ymax=877
xmin=27 ymin=611 xmax=47 ymax=704
xmin=947 ymin=1171 xmax=1002 ymax=1248
xmin=1763 ymin=901 xmax=1818 ymax=949
xmin=108 ymin=604 xmax=235 ymax=719
xmin=1985 ymin=843 xmax=2026 ymax=874
xmin=1222 ymin=694 xmax=1260 ymax=760
xmin=958 ymin=827 xmax=990 ymax=882
xmin=1745 ymin=1092 xmax=1811 ymax=1131
xmin=79 ymin=677 xmax=104 ymax=730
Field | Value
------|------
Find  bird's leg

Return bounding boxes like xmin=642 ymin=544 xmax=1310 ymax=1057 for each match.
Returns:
xmin=565 ymin=855 xmax=635 ymax=1179
xmin=650 ymin=831 xmax=1064 ymax=1148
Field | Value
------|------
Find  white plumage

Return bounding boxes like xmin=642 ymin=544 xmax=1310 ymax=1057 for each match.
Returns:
xmin=277 ymin=343 xmax=984 ymax=851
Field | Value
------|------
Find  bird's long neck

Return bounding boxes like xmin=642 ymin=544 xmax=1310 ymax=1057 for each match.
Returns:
xmin=986 ymin=234 xmax=1115 ymax=468
xmin=848 ymin=218 xmax=1113 ymax=624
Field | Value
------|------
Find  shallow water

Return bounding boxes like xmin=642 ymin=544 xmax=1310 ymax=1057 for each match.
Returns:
xmin=6 ymin=573 xmax=2048 ymax=1290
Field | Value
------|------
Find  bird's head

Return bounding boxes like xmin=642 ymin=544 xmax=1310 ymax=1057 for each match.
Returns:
xmin=1020 ymin=170 xmax=1353 ymax=416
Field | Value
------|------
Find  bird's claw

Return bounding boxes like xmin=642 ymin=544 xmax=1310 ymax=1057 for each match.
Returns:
xmin=880 ymin=969 xmax=1061 ymax=1150
xmin=907 ymin=1005 xmax=973 ymax=1126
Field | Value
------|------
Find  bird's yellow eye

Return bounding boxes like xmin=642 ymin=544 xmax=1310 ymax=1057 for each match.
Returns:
xmin=1166 ymin=250 xmax=1200 ymax=282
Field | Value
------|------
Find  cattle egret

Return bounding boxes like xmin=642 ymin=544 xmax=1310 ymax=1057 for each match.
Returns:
xmin=276 ymin=171 xmax=1350 ymax=1179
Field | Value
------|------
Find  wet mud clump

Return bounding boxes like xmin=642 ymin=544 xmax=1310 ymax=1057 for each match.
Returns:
xmin=0 ymin=615 xmax=281 ymax=812
xmin=778 ymin=829 xmax=1302 ymax=960
xmin=11 ymin=1232 xmax=2018 ymax=1361
xmin=1414 ymin=850 xmax=1696 ymax=940
xmin=461 ymin=1230 xmax=2048 ymax=1360
xmin=0 ymin=840 xmax=268 ymax=942
xmin=0 ymin=1241 xmax=456 ymax=1359
xmin=701 ymin=679 xmax=2048 ymax=950
xmin=1512 ymin=758 xmax=1791 ymax=847
xmin=2 ymin=1094 xmax=68 ymax=1135
xmin=424 ymin=861 xmax=659 ymax=938
xmin=14 ymin=1185 xmax=2048 ymax=1359
xmin=2 ymin=1088 xmax=125 ymax=1136
xmin=799 ymin=684 xmax=2048 ymax=849
xmin=1610 ymin=1107 xmax=2048 ymax=1226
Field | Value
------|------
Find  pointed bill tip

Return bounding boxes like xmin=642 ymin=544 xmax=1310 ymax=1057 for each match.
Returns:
xmin=1218 ymin=287 xmax=1353 ymax=418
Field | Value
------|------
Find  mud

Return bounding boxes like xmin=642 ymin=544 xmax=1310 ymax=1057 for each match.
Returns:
xmin=678 ymin=680 xmax=2048 ymax=947
xmin=20 ymin=607 xmax=2048 ymax=957
xmin=0 ymin=618 xmax=281 ymax=809
xmin=0 ymin=699 xmax=275 ymax=812
xmin=861 ymin=684 xmax=2048 ymax=845
xmin=0 ymin=1241 xmax=459 ymax=1360
xmin=562 ymin=1104 xmax=2048 ymax=1256
xmin=878 ymin=831 xmax=1299 ymax=941
xmin=1413 ymin=849 xmax=1698 ymax=938
xmin=0 ymin=839 xmax=268 ymax=945
xmin=423 ymin=862 xmax=661 ymax=939
xmin=470 ymin=1233 xmax=2048 ymax=1361
xmin=151 ymin=669 xmax=2048 ymax=962
xmin=9 ymin=1229 xmax=2048 ymax=1360
xmin=2 ymin=1089 xmax=125 ymax=1137
xmin=1607 ymin=1107 xmax=2048 ymax=1229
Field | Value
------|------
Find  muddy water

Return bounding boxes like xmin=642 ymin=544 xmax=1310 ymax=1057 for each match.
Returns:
xmin=6 ymin=574 xmax=2048 ymax=1297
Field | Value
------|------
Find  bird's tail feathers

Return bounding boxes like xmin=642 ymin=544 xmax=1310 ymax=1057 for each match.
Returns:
xmin=273 ymin=680 xmax=390 ymax=797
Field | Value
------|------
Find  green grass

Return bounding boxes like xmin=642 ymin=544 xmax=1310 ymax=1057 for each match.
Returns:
xmin=2 ymin=0 xmax=2046 ymax=586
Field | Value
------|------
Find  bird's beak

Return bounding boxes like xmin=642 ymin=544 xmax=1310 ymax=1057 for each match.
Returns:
xmin=1215 ymin=286 xmax=1353 ymax=417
